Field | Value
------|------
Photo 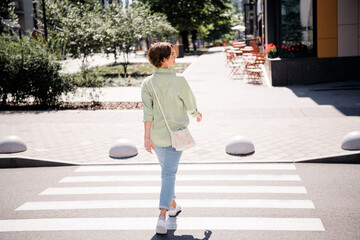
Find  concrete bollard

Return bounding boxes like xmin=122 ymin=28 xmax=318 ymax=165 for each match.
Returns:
xmin=109 ymin=138 xmax=138 ymax=159
xmin=226 ymin=136 xmax=255 ymax=156
xmin=341 ymin=131 xmax=360 ymax=150
xmin=0 ymin=135 xmax=27 ymax=154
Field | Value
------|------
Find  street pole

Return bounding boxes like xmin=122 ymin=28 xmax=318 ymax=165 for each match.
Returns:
xmin=42 ymin=0 xmax=48 ymax=41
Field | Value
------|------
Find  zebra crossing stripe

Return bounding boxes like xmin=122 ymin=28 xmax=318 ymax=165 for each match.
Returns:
xmin=75 ymin=163 xmax=296 ymax=172
xmin=59 ymin=174 xmax=301 ymax=183
xmin=40 ymin=185 xmax=307 ymax=195
xmin=16 ymin=199 xmax=315 ymax=211
xmin=0 ymin=217 xmax=325 ymax=232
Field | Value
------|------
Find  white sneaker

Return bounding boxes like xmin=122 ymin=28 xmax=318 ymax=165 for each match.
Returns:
xmin=168 ymin=205 xmax=182 ymax=217
xmin=155 ymin=215 xmax=167 ymax=235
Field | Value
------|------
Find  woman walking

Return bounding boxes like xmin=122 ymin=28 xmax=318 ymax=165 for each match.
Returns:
xmin=141 ymin=42 xmax=202 ymax=234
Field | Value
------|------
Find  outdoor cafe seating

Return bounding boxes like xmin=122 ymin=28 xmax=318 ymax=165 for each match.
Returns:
xmin=225 ymin=40 xmax=265 ymax=84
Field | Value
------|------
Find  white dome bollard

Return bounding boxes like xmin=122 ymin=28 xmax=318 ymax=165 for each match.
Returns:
xmin=226 ymin=136 xmax=255 ymax=156
xmin=0 ymin=135 xmax=27 ymax=154
xmin=341 ymin=131 xmax=360 ymax=150
xmin=109 ymin=138 xmax=138 ymax=159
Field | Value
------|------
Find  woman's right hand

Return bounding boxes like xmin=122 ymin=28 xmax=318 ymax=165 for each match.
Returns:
xmin=144 ymin=138 xmax=155 ymax=154
xmin=196 ymin=112 xmax=202 ymax=122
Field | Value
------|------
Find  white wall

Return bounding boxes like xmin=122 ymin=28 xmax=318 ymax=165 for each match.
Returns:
xmin=338 ymin=0 xmax=360 ymax=57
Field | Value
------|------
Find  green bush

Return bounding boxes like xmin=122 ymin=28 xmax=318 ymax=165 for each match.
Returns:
xmin=71 ymin=64 xmax=104 ymax=88
xmin=0 ymin=35 xmax=75 ymax=106
xmin=0 ymin=36 xmax=29 ymax=104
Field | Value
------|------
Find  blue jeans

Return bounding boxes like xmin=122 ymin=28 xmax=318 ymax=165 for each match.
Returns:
xmin=154 ymin=146 xmax=183 ymax=210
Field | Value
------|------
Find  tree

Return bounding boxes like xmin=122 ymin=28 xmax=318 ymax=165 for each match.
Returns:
xmin=140 ymin=0 xmax=234 ymax=42
xmin=117 ymin=3 xmax=176 ymax=76
xmin=134 ymin=2 xmax=177 ymax=49
xmin=103 ymin=2 xmax=176 ymax=75
xmin=140 ymin=0 xmax=231 ymax=28
xmin=38 ymin=0 xmax=176 ymax=76
xmin=102 ymin=2 xmax=124 ymax=64
xmin=281 ymin=3 xmax=302 ymax=43
xmin=204 ymin=12 xmax=236 ymax=42
xmin=38 ymin=0 xmax=105 ymax=62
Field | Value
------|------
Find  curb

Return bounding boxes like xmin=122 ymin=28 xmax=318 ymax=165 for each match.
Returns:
xmin=295 ymin=152 xmax=360 ymax=164
xmin=1 ymin=152 xmax=360 ymax=168
xmin=0 ymin=157 xmax=78 ymax=168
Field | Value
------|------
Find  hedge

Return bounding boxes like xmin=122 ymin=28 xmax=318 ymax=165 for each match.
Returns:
xmin=0 ymin=35 xmax=75 ymax=106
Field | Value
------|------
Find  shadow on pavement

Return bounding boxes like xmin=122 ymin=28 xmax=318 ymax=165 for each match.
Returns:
xmin=151 ymin=218 xmax=212 ymax=240
xmin=287 ymin=80 xmax=360 ymax=116
xmin=151 ymin=230 xmax=212 ymax=240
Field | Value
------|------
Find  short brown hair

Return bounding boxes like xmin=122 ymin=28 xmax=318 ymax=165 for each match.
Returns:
xmin=147 ymin=42 xmax=173 ymax=68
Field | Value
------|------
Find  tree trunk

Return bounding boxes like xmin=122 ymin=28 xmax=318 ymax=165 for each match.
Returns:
xmin=122 ymin=52 xmax=129 ymax=78
xmin=122 ymin=63 xmax=128 ymax=78
xmin=2 ymin=94 xmax=7 ymax=105
xmin=113 ymin=48 xmax=117 ymax=64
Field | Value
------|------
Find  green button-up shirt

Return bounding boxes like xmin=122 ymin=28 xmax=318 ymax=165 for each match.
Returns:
xmin=141 ymin=68 xmax=198 ymax=147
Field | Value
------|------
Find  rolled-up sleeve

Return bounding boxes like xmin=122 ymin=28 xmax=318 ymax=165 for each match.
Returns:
xmin=179 ymin=77 xmax=198 ymax=118
xmin=141 ymin=81 xmax=154 ymax=122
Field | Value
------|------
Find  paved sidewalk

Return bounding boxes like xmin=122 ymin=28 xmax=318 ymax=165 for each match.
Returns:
xmin=1 ymin=47 xmax=360 ymax=165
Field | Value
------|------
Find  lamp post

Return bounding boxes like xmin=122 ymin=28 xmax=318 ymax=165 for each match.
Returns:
xmin=41 ymin=0 xmax=48 ymax=41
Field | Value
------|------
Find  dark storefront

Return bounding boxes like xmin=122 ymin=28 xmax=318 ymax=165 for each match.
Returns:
xmin=247 ymin=0 xmax=360 ymax=86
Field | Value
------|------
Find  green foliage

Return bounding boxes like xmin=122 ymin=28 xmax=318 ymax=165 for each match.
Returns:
xmin=0 ymin=0 xmax=18 ymax=34
xmin=140 ymin=0 xmax=234 ymax=40
xmin=140 ymin=0 xmax=231 ymax=28
xmin=101 ymin=2 xmax=124 ymax=64
xmin=39 ymin=0 xmax=176 ymax=76
xmin=69 ymin=62 xmax=190 ymax=87
xmin=0 ymin=36 xmax=29 ymax=103
xmin=0 ymin=35 xmax=75 ymax=106
xmin=102 ymin=2 xmax=177 ymax=75
xmin=140 ymin=0 xmax=235 ymax=42
xmin=205 ymin=18 xmax=236 ymax=42
xmin=132 ymin=2 xmax=177 ymax=40
xmin=281 ymin=2 xmax=302 ymax=43
xmin=38 ymin=0 xmax=105 ymax=62
xmin=71 ymin=65 xmax=103 ymax=87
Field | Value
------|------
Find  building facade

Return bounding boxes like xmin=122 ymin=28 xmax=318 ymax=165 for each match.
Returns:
xmin=246 ymin=0 xmax=360 ymax=85
xmin=12 ymin=0 xmax=38 ymax=36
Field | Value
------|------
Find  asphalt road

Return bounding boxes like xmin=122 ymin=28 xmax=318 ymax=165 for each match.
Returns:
xmin=0 ymin=163 xmax=359 ymax=240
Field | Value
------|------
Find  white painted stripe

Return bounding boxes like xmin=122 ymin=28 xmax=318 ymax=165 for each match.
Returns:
xmin=59 ymin=174 xmax=301 ymax=183
xmin=16 ymin=199 xmax=315 ymax=211
xmin=75 ymin=164 xmax=296 ymax=172
xmin=40 ymin=186 xmax=307 ymax=195
xmin=0 ymin=217 xmax=325 ymax=232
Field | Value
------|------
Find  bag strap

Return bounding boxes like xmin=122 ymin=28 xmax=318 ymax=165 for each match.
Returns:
xmin=149 ymin=76 xmax=172 ymax=133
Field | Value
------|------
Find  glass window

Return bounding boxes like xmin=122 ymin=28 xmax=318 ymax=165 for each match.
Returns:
xmin=280 ymin=0 xmax=314 ymax=57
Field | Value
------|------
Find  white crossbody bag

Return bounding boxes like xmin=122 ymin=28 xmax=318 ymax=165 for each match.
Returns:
xmin=149 ymin=77 xmax=196 ymax=151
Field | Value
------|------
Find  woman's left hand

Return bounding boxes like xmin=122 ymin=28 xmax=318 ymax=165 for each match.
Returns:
xmin=196 ymin=112 xmax=202 ymax=122
xmin=144 ymin=138 xmax=155 ymax=154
